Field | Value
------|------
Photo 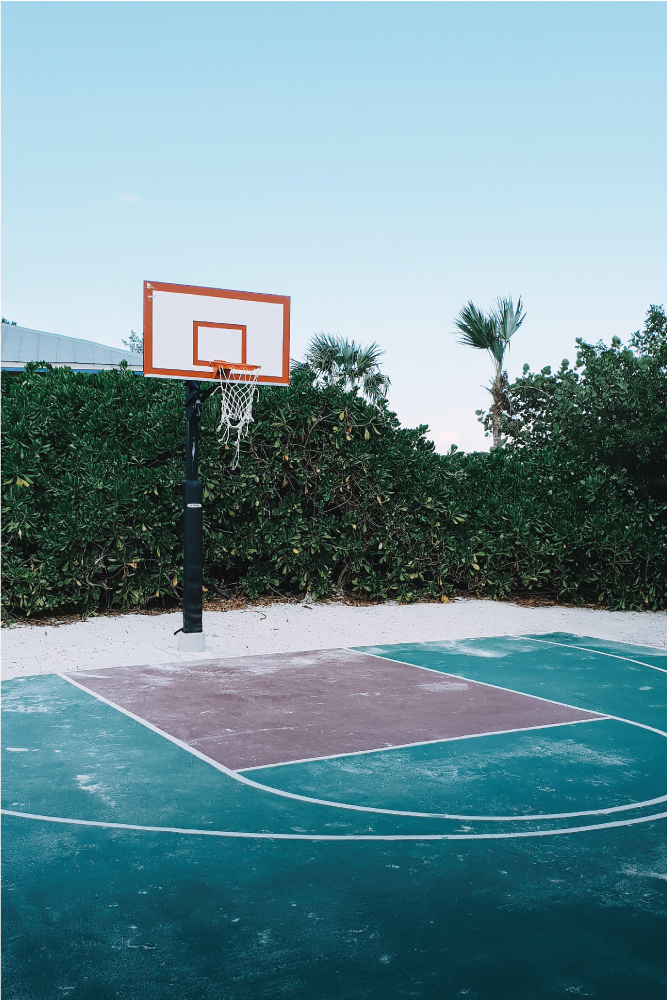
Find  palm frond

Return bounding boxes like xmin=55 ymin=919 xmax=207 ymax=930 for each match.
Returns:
xmin=304 ymin=333 xmax=345 ymax=379
xmin=352 ymin=342 xmax=386 ymax=378
xmin=361 ymin=369 xmax=391 ymax=403
xmin=453 ymin=297 xmax=525 ymax=367
xmin=453 ymin=302 xmax=498 ymax=352
xmin=302 ymin=333 xmax=390 ymax=402
xmin=494 ymin=296 xmax=526 ymax=347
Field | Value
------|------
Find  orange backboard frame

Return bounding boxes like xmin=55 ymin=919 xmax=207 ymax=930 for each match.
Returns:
xmin=143 ymin=281 xmax=291 ymax=384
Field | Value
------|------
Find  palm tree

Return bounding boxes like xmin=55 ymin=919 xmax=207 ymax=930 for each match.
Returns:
xmin=452 ymin=296 xmax=526 ymax=448
xmin=300 ymin=333 xmax=391 ymax=404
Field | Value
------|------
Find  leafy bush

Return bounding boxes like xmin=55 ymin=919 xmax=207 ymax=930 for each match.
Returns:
xmin=1 ymin=364 xmax=463 ymax=618
xmin=3 ymin=363 xmax=184 ymax=619
xmin=2 ymin=360 xmax=666 ymax=621
xmin=441 ymin=448 xmax=665 ymax=611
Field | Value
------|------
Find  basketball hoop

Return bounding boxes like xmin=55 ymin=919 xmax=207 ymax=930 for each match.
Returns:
xmin=143 ymin=281 xmax=290 ymax=648
xmin=212 ymin=361 xmax=260 ymax=469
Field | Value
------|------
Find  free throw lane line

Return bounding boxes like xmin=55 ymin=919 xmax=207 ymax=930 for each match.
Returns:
xmin=237 ymin=717 xmax=606 ymax=771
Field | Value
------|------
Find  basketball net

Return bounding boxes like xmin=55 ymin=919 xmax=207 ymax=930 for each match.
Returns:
xmin=213 ymin=363 xmax=260 ymax=469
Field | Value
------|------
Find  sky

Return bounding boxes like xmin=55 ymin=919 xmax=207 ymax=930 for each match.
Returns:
xmin=2 ymin=1 xmax=666 ymax=451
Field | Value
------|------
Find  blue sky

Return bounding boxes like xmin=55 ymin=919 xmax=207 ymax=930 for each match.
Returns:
xmin=3 ymin=1 xmax=665 ymax=451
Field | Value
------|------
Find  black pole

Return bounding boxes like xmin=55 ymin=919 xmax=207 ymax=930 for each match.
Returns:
xmin=181 ymin=380 xmax=204 ymax=640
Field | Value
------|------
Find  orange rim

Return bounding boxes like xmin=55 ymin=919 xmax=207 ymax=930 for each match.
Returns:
xmin=211 ymin=360 xmax=261 ymax=375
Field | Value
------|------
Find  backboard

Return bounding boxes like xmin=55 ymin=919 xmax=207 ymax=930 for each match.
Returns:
xmin=143 ymin=281 xmax=290 ymax=384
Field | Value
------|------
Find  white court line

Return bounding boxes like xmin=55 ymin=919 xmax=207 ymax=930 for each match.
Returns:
xmin=238 ymin=717 xmax=606 ymax=771
xmin=529 ymin=632 xmax=667 ymax=653
xmin=57 ymin=672 xmax=667 ymax=823
xmin=518 ymin=636 xmax=667 ymax=675
xmin=2 ymin=807 xmax=667 ymax=841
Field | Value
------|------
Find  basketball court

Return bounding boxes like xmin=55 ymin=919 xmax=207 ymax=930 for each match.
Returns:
xmin=3 ymin=631 xmax=667 ymax=998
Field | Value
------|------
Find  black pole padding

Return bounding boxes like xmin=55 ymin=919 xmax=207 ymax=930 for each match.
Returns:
xmin=182 ymin=379 xmax=204 ymax=636
xmin=181 ymin=478 xmax=203 ymax=634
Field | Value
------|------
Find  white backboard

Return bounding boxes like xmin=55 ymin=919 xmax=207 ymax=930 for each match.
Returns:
xmin=143 ymin=281 xmax=290 ymax=384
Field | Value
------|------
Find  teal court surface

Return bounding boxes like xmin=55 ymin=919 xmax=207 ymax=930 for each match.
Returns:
xmin=2 ymin=632 xmax=667 ymax=999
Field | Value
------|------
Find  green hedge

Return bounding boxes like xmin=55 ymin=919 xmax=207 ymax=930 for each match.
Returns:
xmin=2 ymin=363 xmax=665 ymax=620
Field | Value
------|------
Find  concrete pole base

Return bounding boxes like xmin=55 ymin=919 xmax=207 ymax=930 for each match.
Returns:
xmin=178 ymin=631 xmax=206 ymax=653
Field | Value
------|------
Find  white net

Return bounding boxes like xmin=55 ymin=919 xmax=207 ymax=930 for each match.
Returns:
xmin=214 ymin=365 xmax=260 ymax=469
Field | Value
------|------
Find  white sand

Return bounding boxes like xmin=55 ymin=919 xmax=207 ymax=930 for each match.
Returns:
xmin=2 ymin=598 xmax=665 ymax=680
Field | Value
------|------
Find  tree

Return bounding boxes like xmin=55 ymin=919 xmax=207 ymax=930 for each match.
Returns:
xmin=122 ymin=329 xmax=143 ymax=354
xmin=452 ymin=297 xmax=526 ymax=448
xmin=298 ymin=333 xmax=391 ymax=404
xmin=492 ymin=308 xmax=667 ymax=499
xmin=630 ymin=304 xmax=666 ymax=359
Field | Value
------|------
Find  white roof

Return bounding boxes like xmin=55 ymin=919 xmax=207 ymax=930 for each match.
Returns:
xmin=1 ymin=322 xmax=142 ymax=372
